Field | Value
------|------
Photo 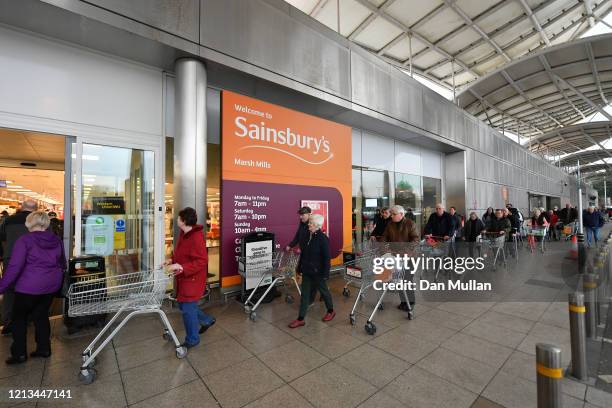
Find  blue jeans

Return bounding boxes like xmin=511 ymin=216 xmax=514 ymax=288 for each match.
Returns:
xmin=178 ymin=302 xmax=215 ymax=346
xmin=585 ymin=227 xmax=600 ymax=246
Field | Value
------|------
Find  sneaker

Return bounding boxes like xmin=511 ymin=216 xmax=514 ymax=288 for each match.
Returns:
xmin=199 ymin=318 xmax=216 ymax=334
xmin=397 ymin=302 xmax=409 ymax=311
xmin=322 ymin=310 xmax=336 ymax=322
xmin=180 ymin=342 xmax=199 ymax=349
xmin=288 ymin=319 xmax=305 ymax=329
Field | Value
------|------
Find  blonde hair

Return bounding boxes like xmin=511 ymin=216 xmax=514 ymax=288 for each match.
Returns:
xmin=25 ymin=211 xmax=50 ymax=231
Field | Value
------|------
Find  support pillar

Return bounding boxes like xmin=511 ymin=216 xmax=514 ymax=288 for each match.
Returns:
xmin=174 ymin=58 xmax=207 ymax=240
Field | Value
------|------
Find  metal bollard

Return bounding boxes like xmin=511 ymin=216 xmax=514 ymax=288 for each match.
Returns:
xmin=568 ymin=292 xmax=588 ymax=381
xmin=577 ymin=233 xmax=586 ymax=274
xmin=584 ymin=273 xmax=598 ymax=339
xmin=536 ymin=343 xmax=563 ymax=408
xmin=594 ymin=255 xmax=603 ymax=326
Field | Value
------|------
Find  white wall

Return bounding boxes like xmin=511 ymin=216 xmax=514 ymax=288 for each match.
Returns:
xmin=357 ymin=131 xmax=443 ymax=179
xmin=0 ymin=26 xmax=163 ymax=138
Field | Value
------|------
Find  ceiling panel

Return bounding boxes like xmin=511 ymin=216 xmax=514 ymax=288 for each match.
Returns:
xmin=386 ymin=0 xmax=443 ymax=28
xmin=353 ymin=15 xmax=404 ymax=50
xmin=418 ymin=7 xmax=464 ymax=43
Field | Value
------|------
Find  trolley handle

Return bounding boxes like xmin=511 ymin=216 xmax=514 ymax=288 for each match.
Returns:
xmin=423 ymin=235 xmax=450 ymax=241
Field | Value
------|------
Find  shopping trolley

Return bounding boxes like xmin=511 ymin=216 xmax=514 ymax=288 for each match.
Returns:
xmin=526 ymin=225 xmax=548 ymax=253
xmin=240 ymin=251 xmax=301 ymax=322
xmin=342 ymin=240 xmax=382 ymax=298
xmin=346 ymin=242 xmax=416 ymax=335
xmin=419 ymin=236 xmax=451 ymax=281
xmin=67 ymin=269 xmax=184 ymax=385
xmin=480 ymin=232 xmax=507 ymax=268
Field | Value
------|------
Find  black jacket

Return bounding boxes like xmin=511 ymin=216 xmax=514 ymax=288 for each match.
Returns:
xmin=464 ymin=218 xmax=485 ymax=242
xmin=482 ymin=211 xmax=495 ymax=228
xmin=424 ymin=212 xmax=455 ymax=237
xmin=298 ymin=230 xmax=331 ymax=279
xmin=507 ymin=208 xmax=522 ymax=229
xmin=288 ymin=220 xmax=309 ymax=251
xmin=488 ymin=216 xmax=511 ymax=239
xmin=559 ymin=207 xmax=578 ymax=224
xmin=450 ymin=213 xmax=462 ymax=232
xmin=371 ymin=216 xmax=390 ymax=237
xmin=506 ymin=212 xmax=519 ymax=230
xmin=0 ymin=210 xmax=31 ymax=262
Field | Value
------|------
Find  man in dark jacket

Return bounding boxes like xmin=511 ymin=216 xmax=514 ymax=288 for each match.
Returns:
xmin=0 ymin=200 xmax=37 ymax=335
xmin=370 ymin=207 xmax=390 ymax=241
xmin=559 ymin=203 xmax=578 ymax=225
xmin=505 ymin=204 xmax=523 ymax=230
xmin=286 ymin=206 xmax=317 ymax=303
xmin=583 ymin=206 xmax=605 ymax=247
xmin=485 ymin=209 xmax=511 ymax=238
xmin=463 ymin=212 xmax=485 ymax=257
xmin=449 ymin=207 xmax=462 ymax=236
xmin=424 ymin=204 xmax=455 ymax=239
xmin=286 ymin=206 xmax=311 ymax=252
xmin=289 ymin=214 xmax=334 ymax=328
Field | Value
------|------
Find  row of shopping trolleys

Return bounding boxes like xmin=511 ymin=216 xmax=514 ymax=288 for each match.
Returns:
xmin=239 ymin=237 xmax=458 ymax=336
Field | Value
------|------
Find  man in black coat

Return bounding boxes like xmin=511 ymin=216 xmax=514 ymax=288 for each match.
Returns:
xmin=286 ymin=206 xmax=311 ymax=252
xmin=0 ymin=200 xmax=37 ymax=335
xmin=286 ymin=206 xmax=319 ymax=304
xmin=370 ymin=207 xmax=390 ymax=241
xmin=558 ymin=203 xmax=577 ymax=225
xmin=424 ymin=204 xmax=455 ymax=239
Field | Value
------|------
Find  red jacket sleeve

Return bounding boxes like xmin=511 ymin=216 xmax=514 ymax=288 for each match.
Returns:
xmin=180 ymin=233 xmax=208 ymax=278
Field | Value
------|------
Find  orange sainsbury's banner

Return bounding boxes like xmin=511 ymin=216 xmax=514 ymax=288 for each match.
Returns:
xmin=221 ymin=91 xmax=352 ymax=287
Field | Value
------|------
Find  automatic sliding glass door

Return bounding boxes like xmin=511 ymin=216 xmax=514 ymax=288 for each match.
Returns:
xmin=75 ymin=143 xmax=156 ymax=276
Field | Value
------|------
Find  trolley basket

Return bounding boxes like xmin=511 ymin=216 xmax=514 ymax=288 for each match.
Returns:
xmin=239 ymin=251 xmax=301 ymax=321
xmin=67 ymin=269 xmax=185 ymax=385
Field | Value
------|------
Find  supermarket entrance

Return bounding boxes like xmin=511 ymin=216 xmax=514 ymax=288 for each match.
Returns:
xmin=0 ymin=127 xmax=67 ymax=317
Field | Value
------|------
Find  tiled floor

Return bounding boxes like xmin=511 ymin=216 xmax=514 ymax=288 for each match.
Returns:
xmin=1 ymin=236 xmax=612 ymax=407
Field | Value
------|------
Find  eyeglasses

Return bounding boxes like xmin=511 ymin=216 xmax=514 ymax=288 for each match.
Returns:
xmin=390 ymin=212 xmax=400 ymax=216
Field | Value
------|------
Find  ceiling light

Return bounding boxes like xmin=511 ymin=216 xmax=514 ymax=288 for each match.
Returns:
xmin=7 ymin=185 xmax=23 ymax=189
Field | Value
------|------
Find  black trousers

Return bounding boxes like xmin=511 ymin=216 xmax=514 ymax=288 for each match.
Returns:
xmin=11 ymin=292 xmax=54 ymax=357
xmin=298 ymin=275 xmax=333 ymax=319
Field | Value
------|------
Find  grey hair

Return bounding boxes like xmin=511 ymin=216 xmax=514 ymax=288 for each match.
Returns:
xmin=25 ymin=211 xmax=50 ymax=231
xmin=22 ymin=199 xmax=38 ymax=212
xmin=390 ymin=205 xmax=405 ymax=215
xmin=309 ymin=213 xmax=324 ymax=229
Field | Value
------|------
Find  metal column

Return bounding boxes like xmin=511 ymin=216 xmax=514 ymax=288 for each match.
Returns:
xmin=568 ymin=292 xmax=587 ymax=381
xmin=536 ymin=344 xmax=563 ymax=408
xmin=174 ymin=58 xmax=208 ymax=240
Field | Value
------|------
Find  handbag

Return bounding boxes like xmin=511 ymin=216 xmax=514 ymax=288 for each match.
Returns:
xmin=56 ymin=269 xmax=70 ymax=298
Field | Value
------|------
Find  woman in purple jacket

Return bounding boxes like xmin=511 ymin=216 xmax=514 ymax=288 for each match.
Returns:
xmin=0 ymin=211 xmax=66 ymax=364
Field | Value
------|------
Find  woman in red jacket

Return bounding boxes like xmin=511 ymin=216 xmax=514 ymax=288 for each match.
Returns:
xmin=165 ymin=207 xmax=214 ymax=348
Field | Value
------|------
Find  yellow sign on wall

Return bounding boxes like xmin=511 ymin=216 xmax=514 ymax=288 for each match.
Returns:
xmin=113 ymin=218 xmax=126 ymax=250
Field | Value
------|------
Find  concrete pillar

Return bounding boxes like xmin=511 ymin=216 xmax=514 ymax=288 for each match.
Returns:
xmin=174 ymin=58 xmax=207 ymax=239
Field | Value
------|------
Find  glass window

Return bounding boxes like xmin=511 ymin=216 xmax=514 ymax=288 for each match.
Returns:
xmin=352 ymin=168 xmax=362 ymax=244
xmin=395 ymin=173 xmax=422 ymax=231
xmin=422 ymin=177 xmax=442 ymax=231
xmin=361 ymin=169 xmax=391 ymax=241
xmin=164 ymin=138 xmax=221 ymax=283
xmin=80 ymin=144 xmax=155 ymax=275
